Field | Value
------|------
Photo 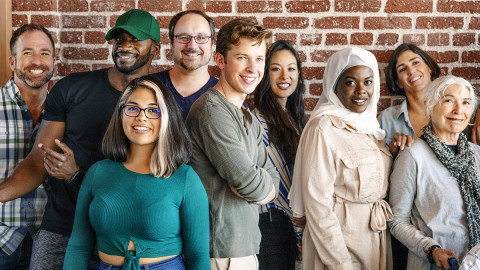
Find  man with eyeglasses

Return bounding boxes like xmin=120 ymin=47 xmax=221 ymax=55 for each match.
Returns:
xmin=152 ymin=10 xmax=217 ymax=120
xmin=0 ymin=9 xmax=160 ymax=270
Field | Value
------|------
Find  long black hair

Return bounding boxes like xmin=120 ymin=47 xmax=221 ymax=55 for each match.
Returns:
xmin=254 ymin=40 xmax=305 ymax=163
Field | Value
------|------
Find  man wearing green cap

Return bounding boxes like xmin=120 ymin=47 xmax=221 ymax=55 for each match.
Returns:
xmin=0 ymin=9 xmax=160 ymax=270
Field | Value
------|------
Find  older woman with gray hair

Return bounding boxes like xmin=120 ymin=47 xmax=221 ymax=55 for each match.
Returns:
xmin=389 ymin=75 xmax=480 ymax=270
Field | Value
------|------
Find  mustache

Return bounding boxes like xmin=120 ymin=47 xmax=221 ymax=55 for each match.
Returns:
xmin=181 ymin=49 xmax=203 ymax=55
xmin=114 ymin=51 xmax=138 ymax=57
xmin=26 ymin=64 xmax=50 ymax=72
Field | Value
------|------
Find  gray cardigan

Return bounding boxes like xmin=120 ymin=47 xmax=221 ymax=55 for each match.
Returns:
xmin=388 ymin=139 xmax=480 ymax=270
xmin=186 ymin=89 xmax=280 ymax=258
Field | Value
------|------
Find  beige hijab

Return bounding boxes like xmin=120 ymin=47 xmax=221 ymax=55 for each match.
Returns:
xmin=289 ymin=47 xmax=384 ymax=217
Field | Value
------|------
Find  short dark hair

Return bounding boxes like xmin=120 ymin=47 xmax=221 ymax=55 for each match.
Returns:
xmin=386 ymin=43 xmax=441 ymax=96
xmin=215 ymin=18 xmax=272 ymax=58
xmin=102 ymin=75 xmax=192 ymax=178
xmin=254 ymin=40 xmax=305 ymax=163
xmin=10 ymin=24 xmax=55 ymax=57
xmin=168 ymin=10 xmax=215 ymax=43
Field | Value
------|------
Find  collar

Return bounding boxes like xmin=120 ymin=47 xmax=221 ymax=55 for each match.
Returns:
xmin=328 ymin=115 xmax=358 ymax=133
xmin=393 ymin=99 xmax=409 ymax=122
xmin=4 ymin=78 xmax=22 ymax=102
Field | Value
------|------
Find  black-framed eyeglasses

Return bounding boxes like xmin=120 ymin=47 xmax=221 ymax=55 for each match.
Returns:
xmin=174 ymin=34 xmax=211 ymax=44
xmin=122 ymin=105 xmax=161 ymax=119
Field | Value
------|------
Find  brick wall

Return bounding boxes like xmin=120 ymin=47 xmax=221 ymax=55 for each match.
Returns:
xmin=12 ymin=0 xmax=480 ymax=113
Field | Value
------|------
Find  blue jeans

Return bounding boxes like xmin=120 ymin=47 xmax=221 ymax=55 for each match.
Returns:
xmin=98 ymin=256 xmax=185 ymax=270
xmin=0 ymin=233 xmax=32 ymax=270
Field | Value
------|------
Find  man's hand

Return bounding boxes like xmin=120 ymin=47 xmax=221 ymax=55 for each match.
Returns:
xmin=228 ymin=183 xmax=276 ymax=205
xmin=228 ymin=183 xmax=247 ymax=200
xmin=39 ymin=139 xmax=79 ymax=181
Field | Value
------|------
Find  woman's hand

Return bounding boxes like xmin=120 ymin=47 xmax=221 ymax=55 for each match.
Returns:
xmin=432 ymin=248 xmax=459 ymax=269
xmin=389 ymin=133 xmax=414 ymax=155
xmin=291 ymin=216 xmax=306 ymax=228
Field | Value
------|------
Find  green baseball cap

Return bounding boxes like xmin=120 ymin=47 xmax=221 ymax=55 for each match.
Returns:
xmin=105 ymin=9 xmax=160 ymax=43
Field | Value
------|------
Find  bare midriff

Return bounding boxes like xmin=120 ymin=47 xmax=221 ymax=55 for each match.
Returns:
xmin=98 ymin=240 xmax=177 ymax=266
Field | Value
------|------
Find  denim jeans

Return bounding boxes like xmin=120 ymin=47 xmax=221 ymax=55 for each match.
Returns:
xmin=0 ymin=233 xmax=32 ymax=270
xmin=258 ymin=208 xmax=299 ymax=270
xmin=98 ymin=256 xmax=185 ymax=270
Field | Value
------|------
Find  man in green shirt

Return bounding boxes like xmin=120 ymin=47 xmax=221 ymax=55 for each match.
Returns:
xmin=186 ymin=18 xmax=279 ymax=270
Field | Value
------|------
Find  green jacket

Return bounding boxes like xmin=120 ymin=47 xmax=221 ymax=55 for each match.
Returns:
xmin=186 ymin=89 xmax=280 ymax=258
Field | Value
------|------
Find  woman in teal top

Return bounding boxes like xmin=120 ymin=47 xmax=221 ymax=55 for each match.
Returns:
xmin=63 ymin=76 xmax=210 ymax=270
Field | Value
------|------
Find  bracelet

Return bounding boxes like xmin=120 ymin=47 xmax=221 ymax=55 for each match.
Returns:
xmin=425 ymin=245 xmax=441 ymax=264
xmin=68 ymin=170 xmax=82 ymax=183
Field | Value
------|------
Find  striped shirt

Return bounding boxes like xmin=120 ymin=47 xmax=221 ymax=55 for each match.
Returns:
xmin=253 ymin=109 xmax=302 ymax=239
xmin=0 ymin=78 xmax=47 ymax=255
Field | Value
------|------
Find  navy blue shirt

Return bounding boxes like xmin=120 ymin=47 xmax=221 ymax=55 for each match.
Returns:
xmin=151 ymin=70 xmax=218 ymax=120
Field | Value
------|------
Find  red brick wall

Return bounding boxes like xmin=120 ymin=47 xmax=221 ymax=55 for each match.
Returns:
xmin=12 ymin=0 xmax=480 ymax=113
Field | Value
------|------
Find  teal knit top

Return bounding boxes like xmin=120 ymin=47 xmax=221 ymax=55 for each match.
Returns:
xmin=63 ymin=160 xmax=210 ymax=270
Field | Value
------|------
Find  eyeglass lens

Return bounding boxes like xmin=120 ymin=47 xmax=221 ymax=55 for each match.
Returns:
xmin=124 ymin=105 xmax=161 ymax=119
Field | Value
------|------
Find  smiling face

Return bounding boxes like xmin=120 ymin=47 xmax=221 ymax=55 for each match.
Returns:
xmin=172 ymin=13 xmax=213 ymax=72
xmin=9 ymin=30 xmax=54 ymax=89
xmin=122 ymin=87 xmax=161 ymax=149
xmin=431 ymin=84 xmax=473 ymax=144
xmin=112 ymin=30 xmax=155 ymax=74
xmin=215 ymin=38 xmax=267 ymax=105
xmin=335 ymin=65 xmax=374 ymax=113
xmin=269 ymin=49 xmax=299 ymax=107
xmin=395 ymin=50 xmax=433 ymax=95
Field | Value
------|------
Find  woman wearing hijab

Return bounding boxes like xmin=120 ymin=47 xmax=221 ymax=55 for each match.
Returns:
xmin=289 ymin=47 xmax=392 ymax=270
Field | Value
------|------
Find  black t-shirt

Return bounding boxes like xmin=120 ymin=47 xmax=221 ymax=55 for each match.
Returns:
xmin=151 ymin=70 xmax=218 ymax=120
xmin=42 ymin=68 xmax=121 ymax=236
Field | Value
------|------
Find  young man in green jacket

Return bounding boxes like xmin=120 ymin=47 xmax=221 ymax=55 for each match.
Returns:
xmin=186 ymin=18 xmax=279 ymax=270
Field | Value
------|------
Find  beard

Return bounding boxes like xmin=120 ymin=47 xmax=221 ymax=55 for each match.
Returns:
xmin=15 ymin=64 xmax=54 ymax=89
xmin=113 ymin=47 xmax=151 ymax=74
xmin=174 ymin=49 xmax=211 ymax=72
